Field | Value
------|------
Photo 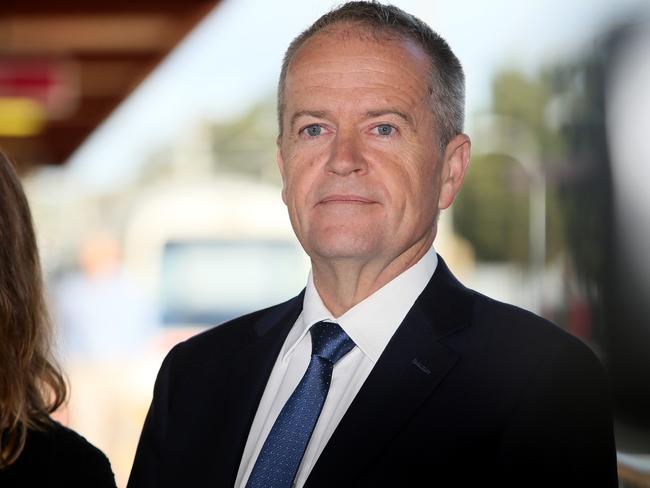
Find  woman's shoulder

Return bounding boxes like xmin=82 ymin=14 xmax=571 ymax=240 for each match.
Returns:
xmin=0 ymin=419 xmax=117 ymax=487
xmin=50 ymin=420 xmax=115 ymax=475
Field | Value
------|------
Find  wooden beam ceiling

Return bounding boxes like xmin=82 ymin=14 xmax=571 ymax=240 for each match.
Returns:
xmin=0 ymin=0 xmax=219 ymax=171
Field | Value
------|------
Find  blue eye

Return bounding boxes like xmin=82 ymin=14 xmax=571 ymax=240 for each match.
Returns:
xmin=375 ymin=124 xmax=394 ymax=136
xmin=303 ymin=125 xmax=322 ymax=137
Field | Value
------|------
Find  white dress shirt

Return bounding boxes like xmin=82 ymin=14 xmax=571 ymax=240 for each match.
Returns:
xmin=235 ymin=246 xmax=438 ymax=488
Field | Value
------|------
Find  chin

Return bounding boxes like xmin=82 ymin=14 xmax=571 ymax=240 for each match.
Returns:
xmin=307 ymin=228 xmax=382 ymax=261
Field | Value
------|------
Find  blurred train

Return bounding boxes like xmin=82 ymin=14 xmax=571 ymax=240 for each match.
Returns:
xmin=556 ymin=13 xmax=650 ymax=472
xmin=121 ymin=176 xmax=309 ymax=339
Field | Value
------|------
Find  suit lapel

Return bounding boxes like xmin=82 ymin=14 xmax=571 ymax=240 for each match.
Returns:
xmin=214 ymin=293 xmax=304 ymax=486
xmin=306 ymin=257 xmax=474 ymax=486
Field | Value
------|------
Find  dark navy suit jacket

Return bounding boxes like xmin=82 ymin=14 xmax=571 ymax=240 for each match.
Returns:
xmin=128 ymin=257 xmax=618 ymax=487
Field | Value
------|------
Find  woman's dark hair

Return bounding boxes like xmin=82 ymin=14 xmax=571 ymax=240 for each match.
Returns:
xmin=0 ymin=150 xmax=67 ymax=468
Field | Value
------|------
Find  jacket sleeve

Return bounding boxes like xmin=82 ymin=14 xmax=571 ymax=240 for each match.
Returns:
xmin=127 ymin=343 xmax=181 ymax=488
xmin=496 ymin=338 xmax=618 ymax=487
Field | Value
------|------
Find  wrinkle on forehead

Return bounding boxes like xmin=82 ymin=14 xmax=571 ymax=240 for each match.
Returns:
xmin=278 ymin=22 xmax=436 ymax=136
xmin=284 ymin=34 xmax=432 ymax=121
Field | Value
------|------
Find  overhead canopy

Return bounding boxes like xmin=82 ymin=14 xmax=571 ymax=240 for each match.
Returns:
xmin=0 ymin=0 xmax=219 ymax=171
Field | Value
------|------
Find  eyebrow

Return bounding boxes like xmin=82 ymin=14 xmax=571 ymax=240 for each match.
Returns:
xmin=290 ymin=110 xmax=328 ymax=131
xmin=288 ymin=108 xmax=415 ymax=131
xmin=365 ymin=109 xmax=414 ymax=128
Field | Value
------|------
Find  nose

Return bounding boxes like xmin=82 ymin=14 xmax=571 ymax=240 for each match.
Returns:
xmin=325 ymin=132 xmax=368 ymax=176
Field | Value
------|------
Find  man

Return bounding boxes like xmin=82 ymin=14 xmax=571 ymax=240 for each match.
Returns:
xmin=128 ymin=2 xmax=618 ymax=487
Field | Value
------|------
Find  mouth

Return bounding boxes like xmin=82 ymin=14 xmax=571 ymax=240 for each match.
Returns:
xmin=318 ymin=194 xmax=377 ymax=205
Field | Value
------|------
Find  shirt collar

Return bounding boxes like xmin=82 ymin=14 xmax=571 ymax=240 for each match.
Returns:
xmin=285 ymin=245 xmax=438 ymax=363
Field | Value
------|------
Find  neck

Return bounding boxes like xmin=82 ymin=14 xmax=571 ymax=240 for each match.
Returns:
xmin=311 ymin=235 xmax=434 ymax=317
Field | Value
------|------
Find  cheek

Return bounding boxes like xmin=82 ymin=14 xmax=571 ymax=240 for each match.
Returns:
xmin=381 ymin=158 xmax=425 ymax=204
xmin=284 ymin=166 xmax=314 ymax=215
xmin=392 ymin=160 xmax=438 ymax=216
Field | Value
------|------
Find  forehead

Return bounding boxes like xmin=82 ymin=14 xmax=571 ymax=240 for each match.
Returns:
xmin=284 ymin=25 xmax=432 ymax=110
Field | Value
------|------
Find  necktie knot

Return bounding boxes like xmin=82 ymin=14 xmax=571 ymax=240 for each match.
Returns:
xmin=309 ymin=321 xmax=355 ymax=364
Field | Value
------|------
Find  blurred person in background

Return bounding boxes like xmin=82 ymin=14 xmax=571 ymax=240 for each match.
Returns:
xmin=54 ymin=231 xmax=156 ymax=361
xmin=0 ymin=150 xmax=116 ymax=487
xmin=129 ymin=2 xmax=617 ymax=487
xmin=51 ymin=229 xmax=157 ymax=486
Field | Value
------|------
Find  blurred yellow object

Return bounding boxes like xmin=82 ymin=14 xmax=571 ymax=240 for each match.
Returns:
xmin=0 ymin=97 xmax=45 ymax=136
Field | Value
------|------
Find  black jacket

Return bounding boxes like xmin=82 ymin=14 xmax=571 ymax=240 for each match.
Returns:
xmin=128 ymin=256 xmax=618 ymax=487
xmin=1 ymin=419 xmax=116 ymax=487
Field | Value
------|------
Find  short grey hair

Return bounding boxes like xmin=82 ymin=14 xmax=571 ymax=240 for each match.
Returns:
xmin=277 ymin=1 xmax=465 ymax=152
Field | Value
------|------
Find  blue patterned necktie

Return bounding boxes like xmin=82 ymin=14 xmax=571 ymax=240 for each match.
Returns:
xmin=245 ymin=321 xmax=355 ymax=488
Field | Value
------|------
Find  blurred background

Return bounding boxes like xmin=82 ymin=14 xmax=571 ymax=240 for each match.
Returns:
xmin=2 ymin=0 xmax=649 ymax=486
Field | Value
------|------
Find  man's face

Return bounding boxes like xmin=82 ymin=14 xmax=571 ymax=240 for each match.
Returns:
xmin=278 ymin=26 xmax=467 ymax=266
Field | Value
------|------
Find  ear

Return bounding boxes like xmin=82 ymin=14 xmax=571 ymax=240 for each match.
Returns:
xmin=438 ymin=133 xmax=471 ymax=210
xmin=277 ymin=143 xmax=288 ymax=205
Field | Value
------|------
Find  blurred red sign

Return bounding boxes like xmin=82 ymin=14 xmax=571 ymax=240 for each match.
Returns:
xmin=0 ymin=59 xmax=77 ymax=116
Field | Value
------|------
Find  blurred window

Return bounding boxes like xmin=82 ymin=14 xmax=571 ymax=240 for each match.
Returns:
xmin=161 ymin=240 xmax=306 ymax=326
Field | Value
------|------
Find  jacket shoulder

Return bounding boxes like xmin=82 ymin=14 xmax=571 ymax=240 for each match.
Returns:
xmin=471 ymin=291 xmax=594 ymax=356
xmin=161 ymin=293 xmax=303 ymax=372
xmin=452 ymin=290 xmax=609 ymax=403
